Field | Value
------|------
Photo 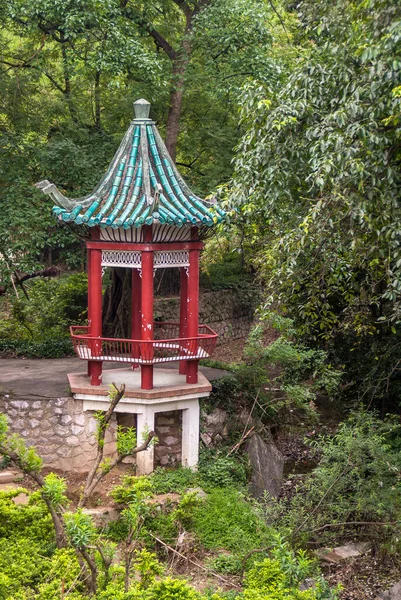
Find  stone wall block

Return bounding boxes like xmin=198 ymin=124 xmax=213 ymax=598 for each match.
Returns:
xmin=10 ymin=401 xmax=29 ymax=409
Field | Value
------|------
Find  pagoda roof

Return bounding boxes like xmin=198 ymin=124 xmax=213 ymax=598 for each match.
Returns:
xmin=36 ymin=99 xmax=226 ymax=230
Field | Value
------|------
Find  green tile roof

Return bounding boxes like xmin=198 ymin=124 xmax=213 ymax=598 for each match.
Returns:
xmin=36 ymin=99 xmax=226 ymax=230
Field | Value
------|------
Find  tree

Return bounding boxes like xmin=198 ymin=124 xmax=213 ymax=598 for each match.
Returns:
xmin=228 ymin=0 xmax=401 ymax=403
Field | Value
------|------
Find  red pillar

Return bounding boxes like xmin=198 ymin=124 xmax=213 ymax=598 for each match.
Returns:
xmin=87 ymin=249 xmax=92 ymax=378
xmin=131 ymin=268 xmax=142 ymax=368
xmin=141 ymin=250 xmax=154 ymax=389
xmin=186 ymin=249 xmax=200 ymax=384
xmin=88 ymin=246 xmax=103 ymax=386
xmin=179 ymin=267 xmax=188 ymax=375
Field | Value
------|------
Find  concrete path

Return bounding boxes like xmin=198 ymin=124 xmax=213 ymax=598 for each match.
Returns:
xmin=0 ymin=357 xmax=229 ymax=399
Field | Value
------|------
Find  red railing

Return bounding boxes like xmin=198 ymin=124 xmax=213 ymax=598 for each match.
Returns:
xmin=70 ymin=322 xmax=218 ymax=365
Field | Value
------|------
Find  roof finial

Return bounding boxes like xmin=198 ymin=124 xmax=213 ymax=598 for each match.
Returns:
xmin=134 ymin=98 xmax=151 ymax=120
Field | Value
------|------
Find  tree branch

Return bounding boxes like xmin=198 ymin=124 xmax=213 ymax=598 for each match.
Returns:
xmin=148 ymin=28 xmax=176 ymax=60
xmin=171 ymin=0 xmax=193 ymax=20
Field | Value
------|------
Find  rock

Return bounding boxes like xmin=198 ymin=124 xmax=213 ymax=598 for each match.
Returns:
xmin=13 ymin=493 xmax=29 ymax=506
xmin=315 ymin=542 xmax=370 ymax=563
xmin=164 ymin=436 xmax=179 ymax=446
xmin=203 ymin=408 xmax=228 ymax=436
xmin=0 ymin=470 xmax=22 ymax=484
xmin=65 ymin=436 xmax=79 ymax=446
xmin=376 ymin=580 xmax=401 ymax=599
xmin=147 ymin=493 xmax=181 ymax=507
xmin=299 ymin=579 xmax=316 ymax=591
xmin=246 ymin=433 xmax=284 ymax=499
xmin=83 ymin=506 xmax=120 ymax=527
xmin=121 ymin=456 xmax=136 ymax=464
xmin=239 ymin=408 xmax=254 ymax=427
xmin=10 ymin=401 xmax=29 ymax=409
xmin=200 ymin=432 xmax=212 ymax=447
xmin=186 ymin=487 xmax=207 ymax=500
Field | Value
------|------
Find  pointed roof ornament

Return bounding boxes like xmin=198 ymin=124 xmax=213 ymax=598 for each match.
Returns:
xmin=36 ymin=99 xmax=227 ymax=231
xmin=133 ymin=98 xmax=151 ymax=120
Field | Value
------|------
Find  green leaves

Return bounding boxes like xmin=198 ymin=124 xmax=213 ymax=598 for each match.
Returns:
xmin=42 ymin=473 xmax=69 ymax=509
xmin=228 ymin=0 xmax=401 ymax=345
xmin=64 ymin=508 xmax=97 ymax=548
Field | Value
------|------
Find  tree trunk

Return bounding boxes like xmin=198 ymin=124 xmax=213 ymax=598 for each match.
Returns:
xmin=94 ymin=70 xmax=101 ymax=129
xmin=165 ymin=55 xmax=189 ymax=162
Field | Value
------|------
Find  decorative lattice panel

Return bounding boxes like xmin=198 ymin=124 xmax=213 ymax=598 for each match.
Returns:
xmin=101 ymin=250 xmax=141 ymax=268
xmin=101 ymin=250 xmax=189 ymax=269
xmin=154 ymin=251 xmax=189 ymax=268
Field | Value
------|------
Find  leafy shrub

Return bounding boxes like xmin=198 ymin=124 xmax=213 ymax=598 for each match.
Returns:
xmin=110 ymin=475 xmax=153 ymax=504
xmin=0 ymin=273 xmax=88 ymax=357
xmin=243 ymin=557 xmax=337 ymax=599
xmin=206 ymin=553 xmax=242 ymax=575
xmin=198 ymin=453 xmax=248 ymax=489
xmin=0 ymin=492 xmax=65 ymax=598
xmin=200 ymin=251 xmax=254 ymax=291
xmin=150 ymin=467 xmax=197 ymax=494
xmin=0 ymin=337 xmax=74 ymax=358
xmin=191 ymin=488 xmax=271 ymax=556
xmin=266 ymin=411 xmax=401 ymax=553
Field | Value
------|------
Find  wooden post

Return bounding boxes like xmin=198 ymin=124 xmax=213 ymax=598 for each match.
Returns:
xmin=141 ymin=226 xmax=154 ymax=389
xmin=87 ymin=248 xmax=92 ymax=378
xmin=186 ymin=249 xmax=199 ymax=384
xmin=131 ymin=268 xmax=142 ymax=368
xmin=88 ymin=246 xmax=103 ymax=386
xmin=179 ymin=267 xmax=188 ymax=375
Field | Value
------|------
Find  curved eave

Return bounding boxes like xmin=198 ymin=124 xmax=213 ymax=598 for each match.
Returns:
xmin=38 ymin=120 xmax=227 ymax=230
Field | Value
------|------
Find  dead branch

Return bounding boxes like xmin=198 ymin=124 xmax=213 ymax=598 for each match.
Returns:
xmin=309 ymin=520 xmax=401 ymax=533
xmin=148 ymin=533 xmax=241 ymax=589
xmin=78 ymin=383 xmax=155 ymax=507
xmin=226 ymin=426 xmax=255 ymax=456
xmin=0 ymin=266 xmax=61 ymax=296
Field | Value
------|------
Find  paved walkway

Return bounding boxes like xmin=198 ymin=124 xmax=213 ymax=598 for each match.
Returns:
xmin=0 ymin=357 xmax=229 ymax=398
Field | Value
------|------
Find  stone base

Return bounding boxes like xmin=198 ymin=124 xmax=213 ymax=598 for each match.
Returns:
xmin=69 ymin=367 xmax=212 ymax=475
xmin=68 ymin=367 xmax=212 ymax=402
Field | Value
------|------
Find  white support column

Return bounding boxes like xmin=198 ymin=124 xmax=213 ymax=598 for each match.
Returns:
xmin=136 ymin=406 xmax=155 ymax=475
xmin=181 ymin=399 xmax=200 ymax=469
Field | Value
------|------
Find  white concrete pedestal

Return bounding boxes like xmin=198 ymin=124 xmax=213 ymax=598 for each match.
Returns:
xmin=68 ymin=367 xmax=211 ymax=475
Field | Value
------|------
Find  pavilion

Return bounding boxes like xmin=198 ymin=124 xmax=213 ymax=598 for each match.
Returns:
xmin=36 ymin=99 xmax=227 ymax=473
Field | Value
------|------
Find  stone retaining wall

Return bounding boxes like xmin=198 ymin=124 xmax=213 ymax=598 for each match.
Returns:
xmin=155 ymin=289 xmax=254 ymax=340
xmin=0 ymin=396 xmax=184 ymax=473
xmin=0 ymin=396 xmax=117 ymax=472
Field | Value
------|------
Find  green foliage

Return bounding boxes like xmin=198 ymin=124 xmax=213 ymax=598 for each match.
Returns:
xmin=41 ymin=473 xmax=69 ymax=509
xmin=0 ymin=273 xmax=88 ymax=357
xmin=0 ymin=416 xmax=43 ymax=473
xmin=200 ymin=251 xmax=253 ymax=291
xmin=207 ymin=313 xmax=340 ymax=422
xmin=266 ymin=411 xmax=401 ymax=554
xmin=142 ymin=577 xmax=201 ymax=600
xmin=227 ymin=0 xmax=401 ymax=406
xmin=0 ymin=337 xmax=74 ymax=358
xmin=0 ymin=491 xmax=68 ymax=599
xmin=191 ymin=488 xmax=271 ymax=557
xmin=64 ymin=509 xmax=97 ymax=549
xmin=198 ymin=453 xmax=248 ymax=489
xmin=110 ymin=475 xmax=153 ymax=505
xmin=242 ymin=557 xmax=336 ymax=599
xmin=133 ymin=549 xmax=164 ymax=589
xmin=206 ymin=553 xmax=242 ymax=575
xmin=150 ymin=466 xmax=197 ymax=494
xmin=116 ymin=426 xmax=138 ymax=457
